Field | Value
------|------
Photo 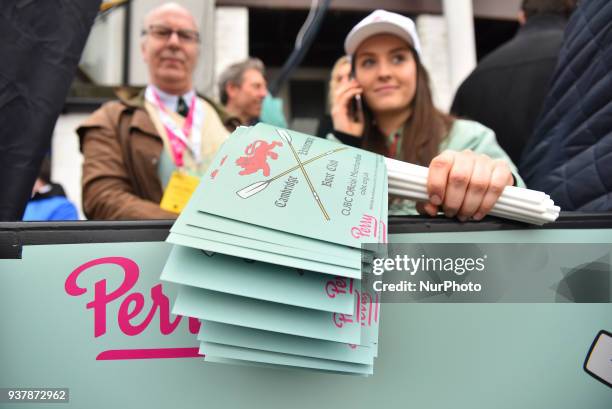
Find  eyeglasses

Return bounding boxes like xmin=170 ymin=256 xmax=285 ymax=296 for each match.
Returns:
xmin=141 ymin=25 xmax=200 ymax=43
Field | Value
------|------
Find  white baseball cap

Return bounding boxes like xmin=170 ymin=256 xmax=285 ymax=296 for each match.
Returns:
xmin=344 ymin=9 xmax=422 ymax=57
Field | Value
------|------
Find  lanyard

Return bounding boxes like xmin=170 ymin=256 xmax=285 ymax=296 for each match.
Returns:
xmin=389 ymin=132 xmax=401 ymax=159
xmin=145 ymin=86 xmax=204 ymax=167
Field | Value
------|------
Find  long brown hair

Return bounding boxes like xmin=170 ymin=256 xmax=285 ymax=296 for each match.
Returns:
xmin=358 ymin=47 xmax=454 ymax=166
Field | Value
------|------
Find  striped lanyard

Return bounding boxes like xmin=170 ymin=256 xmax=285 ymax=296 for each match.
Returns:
xmin=145 ymin=86 xmax=204 ymax=167
xmin=389 ymin=131 xmax=401 ymax=159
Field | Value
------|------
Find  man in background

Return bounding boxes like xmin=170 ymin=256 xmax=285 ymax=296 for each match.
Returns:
xmin=451 ymin=0 xmax=577 ymax=164
xmin=77 ymin=2 xmax=230 ymax=220
xmin=218 ymin=58 xmax=268 ymax=126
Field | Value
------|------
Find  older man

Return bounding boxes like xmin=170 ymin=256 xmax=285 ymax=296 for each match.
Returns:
xmin=218 ymin=58 xmax=268 ymax=126
xmin=77 ymin=3 xmax=230 ymax=220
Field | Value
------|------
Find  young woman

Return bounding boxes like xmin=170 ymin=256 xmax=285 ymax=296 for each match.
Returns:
xmin=331 ymin=10 xmax=524 ymax=220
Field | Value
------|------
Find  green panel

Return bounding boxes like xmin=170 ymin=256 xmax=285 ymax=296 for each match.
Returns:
xmin=0 ymin=237 xmax=610 ymax=408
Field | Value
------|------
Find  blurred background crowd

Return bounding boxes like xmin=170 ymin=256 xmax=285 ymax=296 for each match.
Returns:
xmin=1 ymin=0 xmax=610 ymax=221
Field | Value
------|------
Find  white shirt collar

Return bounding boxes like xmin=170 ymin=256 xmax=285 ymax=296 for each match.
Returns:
xmin=149 ymin=84 xmax=196 ymax=113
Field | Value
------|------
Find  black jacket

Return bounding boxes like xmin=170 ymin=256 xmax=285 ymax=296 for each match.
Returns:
xmin=451 ymin=14 xmax=567 ymax=164
xmin=520 ymin=0 xmax=612 ymax=211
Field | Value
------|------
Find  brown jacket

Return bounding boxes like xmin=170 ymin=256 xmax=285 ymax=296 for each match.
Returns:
xmin=77 ymin=88 xmax=234 ymax=220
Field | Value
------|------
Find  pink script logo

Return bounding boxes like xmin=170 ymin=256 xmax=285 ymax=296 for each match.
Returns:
xmin=350 ymin=214 xmax=387 ymax=243
xmin=332 ymin=290 xmax=379 ymax=329
xmin=65 ymin=257 xmax=201 ymax=360
xmin=325 ymin=276 xmax=354 ymax=299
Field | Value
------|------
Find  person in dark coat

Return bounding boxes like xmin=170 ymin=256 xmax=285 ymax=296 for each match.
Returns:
xmin=520 ymin=0 xmax=612 ymax=211
xmin=450 ymin=0 xmax=576 ymax=164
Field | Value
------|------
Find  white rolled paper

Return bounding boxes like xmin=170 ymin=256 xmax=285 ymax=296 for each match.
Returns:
xmin=385 ymin=158 xmax=560 ymax=225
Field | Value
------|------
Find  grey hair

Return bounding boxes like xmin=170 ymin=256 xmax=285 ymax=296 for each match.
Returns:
xmin=218 ymin=57 xmax=265 ymax=105
xmin=142 ymin=2 xmax=198 ymax=30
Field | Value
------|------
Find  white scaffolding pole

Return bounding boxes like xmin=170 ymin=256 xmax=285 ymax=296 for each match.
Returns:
xmin=442 ymin=0 xmax=477 ymax=98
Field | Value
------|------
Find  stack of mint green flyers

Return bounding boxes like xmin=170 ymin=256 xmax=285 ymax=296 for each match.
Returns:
xmin=161 ymin=123 xmax=388 ymax=375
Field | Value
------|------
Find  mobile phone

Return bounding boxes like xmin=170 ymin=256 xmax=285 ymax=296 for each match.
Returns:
xmin=347 ymin=56 xmax=362 ymax=122
xmin=348 ymin=93 xmax=362 ymax=123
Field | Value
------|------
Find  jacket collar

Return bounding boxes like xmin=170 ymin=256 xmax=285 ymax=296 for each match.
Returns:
xmin=114 ymin=86 xmax=145 ymax=108
xmin=517 ymin=14 xmax=567 ymax=37
xmin=132 ymin=107 xmax=159 ymax=137
xmin=113 ymin=86 xmax=240 ymax=133
xmin=111 ymin=87 xmax=159 ymax=136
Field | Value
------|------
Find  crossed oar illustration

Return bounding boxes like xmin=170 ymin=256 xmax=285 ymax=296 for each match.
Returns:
xmin=236 ymin=129 xmax=348 ymax=221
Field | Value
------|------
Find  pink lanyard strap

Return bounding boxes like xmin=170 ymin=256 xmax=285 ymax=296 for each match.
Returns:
xmin=151 ymin=89 xmax=197 ymax=167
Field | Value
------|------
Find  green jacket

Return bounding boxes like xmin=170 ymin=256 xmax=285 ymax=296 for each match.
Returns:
xmin=328 ymin=119 xmax=525 ymax=215
xmin=391 ymin=119 xmax=525 ymax=215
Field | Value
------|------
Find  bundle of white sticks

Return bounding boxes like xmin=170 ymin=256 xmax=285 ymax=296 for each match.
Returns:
xmin=385 ymin=158 xmax=560 ymax=225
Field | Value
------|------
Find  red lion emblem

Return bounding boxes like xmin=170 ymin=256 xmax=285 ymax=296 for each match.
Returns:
xmin=235 ymin=140 xmax=283 ymax=176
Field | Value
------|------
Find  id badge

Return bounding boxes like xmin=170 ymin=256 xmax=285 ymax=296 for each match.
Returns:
xmin=160 ymin=171 xmax=200 ymax=214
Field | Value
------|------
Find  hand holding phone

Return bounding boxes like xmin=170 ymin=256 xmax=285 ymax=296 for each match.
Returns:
xmin=330 ymin=77 xmax=364 ymax=137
